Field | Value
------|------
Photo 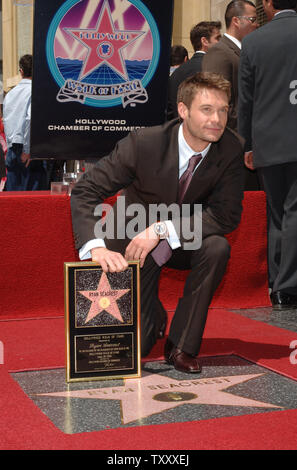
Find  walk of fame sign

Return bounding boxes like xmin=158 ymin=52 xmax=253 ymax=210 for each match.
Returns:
xmin=64 ymin=261 xmax=141 ymax=382
xmin=31 ymin=0 xmax=174 ymax=160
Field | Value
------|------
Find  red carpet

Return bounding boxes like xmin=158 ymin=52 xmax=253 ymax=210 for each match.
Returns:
xmin=1 ymin=359 xmax=297 ymax=451
xmin=1 ymin=309 xmax=296 ymax=378
xmin=1 ymin=352 xmax=296 ymax=451
xmin=160 ymin=190 xmax=269 ymax=310
xmin=2 ymin=190 xmax=293 ymax=450
xmin=1 ymin=309 xmax=297 ymax=450
xmin=0 ymin=191 xmax=270 ymax=322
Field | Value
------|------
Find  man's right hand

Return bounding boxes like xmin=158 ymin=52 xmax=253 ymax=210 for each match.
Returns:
xmin=91 ymin=247 xmax=128 ymax=273
xmin=244 ymin=151 xmax=254 ymax=170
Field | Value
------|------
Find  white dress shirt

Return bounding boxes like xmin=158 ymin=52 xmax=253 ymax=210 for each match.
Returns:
xmin=274 ymin=9 xmax=296 ymax=16
xmin=79 ymin=124 xmax=211 ymax=259
xmin=3 ymin=79 xmax=31 ymax=154
xmin=224 ymin=33 xmax=242 ymax=50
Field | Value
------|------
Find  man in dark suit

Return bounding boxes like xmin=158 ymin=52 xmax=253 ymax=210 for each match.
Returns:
xmin=71 ymin=73 xmax=244 ymax=374
xmin=238 ymin=0 xmax=297 ymax=309
xmin=169 ymin=45 xmax=189 ymax=76
xmin=167 ymin=21 xmax=221 ymax=120
xmin=202 ymin=0 xmax=259 ymax=190
xmin=202 ymin=1 xmax=257 ymax=130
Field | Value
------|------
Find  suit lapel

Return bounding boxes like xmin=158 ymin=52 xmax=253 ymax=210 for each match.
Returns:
xmin=155 ymin=124 xmax=224 ymax=205
xmin=221 ymin=35 xmax=240 ymax=57
xmin=182 ymin=143 xmax=221 ymax=203
xmin=156 ymin=122 xmax=180 ymax=204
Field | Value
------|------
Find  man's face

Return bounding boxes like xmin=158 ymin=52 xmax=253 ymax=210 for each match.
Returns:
xmin=237 ymin=4 xmax=258 ymax=39
xmin=178 ymin=88 xmax=229 ymax=150
xmin=206 ymin=27 xmax=221 ymax=50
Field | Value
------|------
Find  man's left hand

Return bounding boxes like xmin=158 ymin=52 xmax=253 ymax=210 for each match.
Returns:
xmin=125 ymin=225 xmax=159 ymax=267
xmin=21 ymin=152 xmax=30 ymax=167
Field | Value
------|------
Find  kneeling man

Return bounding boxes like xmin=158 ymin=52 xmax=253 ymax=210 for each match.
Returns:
xmin=71 ymin=72 xmax=244 ymax=373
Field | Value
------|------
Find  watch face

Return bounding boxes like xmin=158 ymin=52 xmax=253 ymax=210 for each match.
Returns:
xmin=155 ymin=223 xmax=166 ymax=236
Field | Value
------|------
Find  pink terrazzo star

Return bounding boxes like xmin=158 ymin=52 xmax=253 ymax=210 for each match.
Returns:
xmin=41 ymin=372 xmax=280 ymax=424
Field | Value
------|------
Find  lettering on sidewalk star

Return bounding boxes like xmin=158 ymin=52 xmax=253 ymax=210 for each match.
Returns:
xmin=39 ymin=372 xmax=280 ymax=424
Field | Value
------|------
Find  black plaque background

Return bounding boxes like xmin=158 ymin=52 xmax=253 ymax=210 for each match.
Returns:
xmin=65 ymin=262 xmax=140 ymax=381
xmin=31 ymin=0 xmax=174 ymax=159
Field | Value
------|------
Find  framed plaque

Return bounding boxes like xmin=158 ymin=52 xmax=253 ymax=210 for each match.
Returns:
xmin=64 ymin=261 xmax=141 ymax=382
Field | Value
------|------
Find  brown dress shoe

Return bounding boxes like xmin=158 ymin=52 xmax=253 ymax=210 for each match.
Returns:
xmin=164 ymin=338 xmax=202 ymax=374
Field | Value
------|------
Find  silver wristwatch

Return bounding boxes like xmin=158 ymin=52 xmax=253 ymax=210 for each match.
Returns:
xmin=153 ymin=222 xmax=168 ymax=239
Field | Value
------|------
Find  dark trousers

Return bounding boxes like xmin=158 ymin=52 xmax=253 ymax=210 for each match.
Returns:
xmin=259 ymin=162 xmax=297 ymax=295
xmin=140 ymin=235 xmax=230 ymax=357
xmin=5 ymin=144 xmax=47 ymax=191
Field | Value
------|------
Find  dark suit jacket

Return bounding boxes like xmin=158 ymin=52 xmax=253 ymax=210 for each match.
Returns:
xmin=238 ymin=11 xmax=297 ymax=168
xmin=167 ymin=52 xmax=204 ymax=120
xmin=202 ymin=35 xmax=240 ymax=130
xmin=71 ymin=119 xmax=244 ymax=254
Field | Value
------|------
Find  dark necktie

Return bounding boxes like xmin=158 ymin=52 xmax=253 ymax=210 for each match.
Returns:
xmin=151 ymin=154 xmax=202 ymax=266
xmin=178 ymin=154 xmax=202 ymax=204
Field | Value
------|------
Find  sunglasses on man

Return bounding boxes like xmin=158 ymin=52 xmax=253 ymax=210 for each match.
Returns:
xmin=237 ymin=16 xmax=258 ymax=23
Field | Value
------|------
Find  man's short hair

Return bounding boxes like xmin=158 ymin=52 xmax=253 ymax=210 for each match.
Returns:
xmin=271 ymin=0 xmax=297 ymax=8
xmin=177 ymin=72 xmax=231 ymax=109
xmin=225 ymin=0 xmax=256 ymax=29
xmin=19 ymin=55 xmax=33 ymax=78
xmin=170 ymin=45 xmax=189 ymax=66
xmin=190 ymin=21 xmax=222 ymax=51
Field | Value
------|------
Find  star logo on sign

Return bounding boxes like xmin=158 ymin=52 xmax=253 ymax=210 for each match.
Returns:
xmin=39 ymin=372 xmax=280 ymax=424
xmin=79 ymin=272 xmax=130 ymax=324
xmin=65 ymin=0 xmax=144 ymax=80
